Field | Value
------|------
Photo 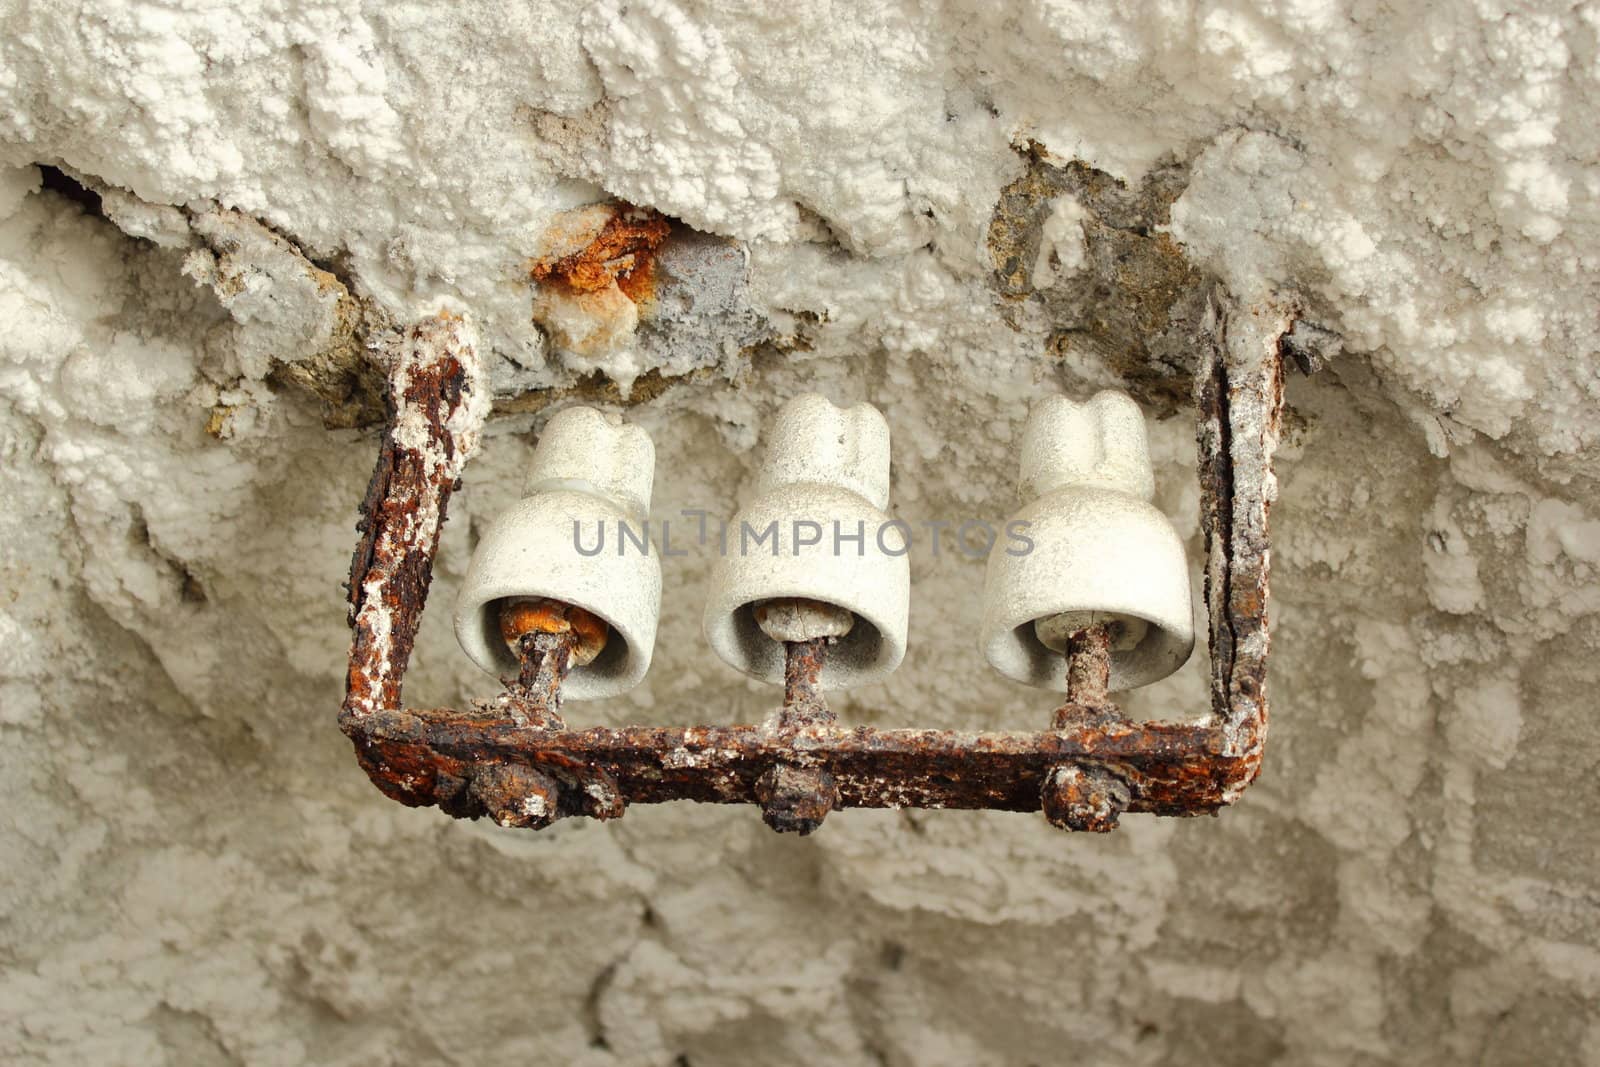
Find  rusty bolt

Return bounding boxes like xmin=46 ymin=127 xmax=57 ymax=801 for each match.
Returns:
xmin=1045 ymin=625 xmax=1127 ymax=831
xmin=469 ymin=763 xmax=563 ymax=830
xmin=1041 ymin=763 xmax=1130 ymax=833
xmin=755 ymin=763 xmax=838 ymax=835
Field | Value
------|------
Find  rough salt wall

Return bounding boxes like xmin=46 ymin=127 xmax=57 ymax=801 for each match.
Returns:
xmin=3 ymin=2 xmax=1599 ymax=1064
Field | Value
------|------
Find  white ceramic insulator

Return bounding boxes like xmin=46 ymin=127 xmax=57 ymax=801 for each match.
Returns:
xmin=981 ymin=390 xmax=1194 ymax=692
xmin=703 ymin=394 xmax=909 ymax=690
xmin=454 ymin=406 xmax=661 ymax=699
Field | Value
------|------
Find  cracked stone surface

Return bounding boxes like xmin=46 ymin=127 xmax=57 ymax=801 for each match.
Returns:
xmin=3 ymin=2 xmax=1600 ymax=1065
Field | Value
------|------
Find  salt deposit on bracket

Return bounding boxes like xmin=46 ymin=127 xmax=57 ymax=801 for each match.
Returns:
xmin=2 ymin=2 xmax=1599 ymax=1064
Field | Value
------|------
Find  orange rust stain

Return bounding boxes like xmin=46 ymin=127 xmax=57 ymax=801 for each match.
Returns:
xmin=530 ymin=205 xmax=670 ymax=303
xmin=498 ymin=597 xmax=609 ymax=665
xmin=614 ymin=257 xmax=658 ymax=304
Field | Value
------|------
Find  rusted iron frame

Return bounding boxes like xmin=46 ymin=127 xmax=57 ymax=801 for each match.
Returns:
xmin=340 ymin=297 xmax=1292 ymax=830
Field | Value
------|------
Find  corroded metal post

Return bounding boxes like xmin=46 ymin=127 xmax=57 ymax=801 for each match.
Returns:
xmin=756 ymin=638 xmax=840 ymax=836
xmin=1043 ymin=623 xmax=1130 ymax=833
xmin=1196 ymin=292 xmax=1292 ymax=800
xmin=340 ymin=311 xmax=488 ymax=802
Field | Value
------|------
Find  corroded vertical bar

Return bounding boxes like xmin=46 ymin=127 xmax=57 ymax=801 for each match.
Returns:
xmin=1197 ymin=292 xmax=1291 ymax=794
xmin=514 ymin=630 xmax=577 ymax=727
xmin=1043 ymin=623 xmax=1128 ymax=832
xmin=342 ymin=312 xmax=488 ymax=725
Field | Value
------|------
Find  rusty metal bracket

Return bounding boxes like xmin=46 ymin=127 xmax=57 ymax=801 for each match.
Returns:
xmin=339 ymin=296 xmax=1291 ymax=833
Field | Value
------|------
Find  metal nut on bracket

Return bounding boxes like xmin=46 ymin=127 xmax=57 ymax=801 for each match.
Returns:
xmin=755 ymin=763 xmax=839 ymax=836
xmin=576 ymin=767 xmax=626 ymax=821
xmin=469 ymin=763 xmax=564 ymax=830
xmin=1041 ymin=763 xmax=1131 ymax=833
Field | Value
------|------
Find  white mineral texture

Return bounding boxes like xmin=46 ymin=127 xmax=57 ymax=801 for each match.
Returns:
xmin=2 ymin=2 xmax=1598 ymax=1065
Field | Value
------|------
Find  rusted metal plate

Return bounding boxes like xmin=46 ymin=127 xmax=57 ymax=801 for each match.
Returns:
xmin=339 ymin=300 xmax=1291 ymax=832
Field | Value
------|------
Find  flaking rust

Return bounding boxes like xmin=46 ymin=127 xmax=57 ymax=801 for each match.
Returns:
xmin=342 ymin=311 xmax=485 ymax=731
xmin=340 ymin=298 xmax=1290 ymax=833
xmin=528 ymin=204 xmax=673 ymax=355
xmin=530 ymin=204 xmax=672 ymax=305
